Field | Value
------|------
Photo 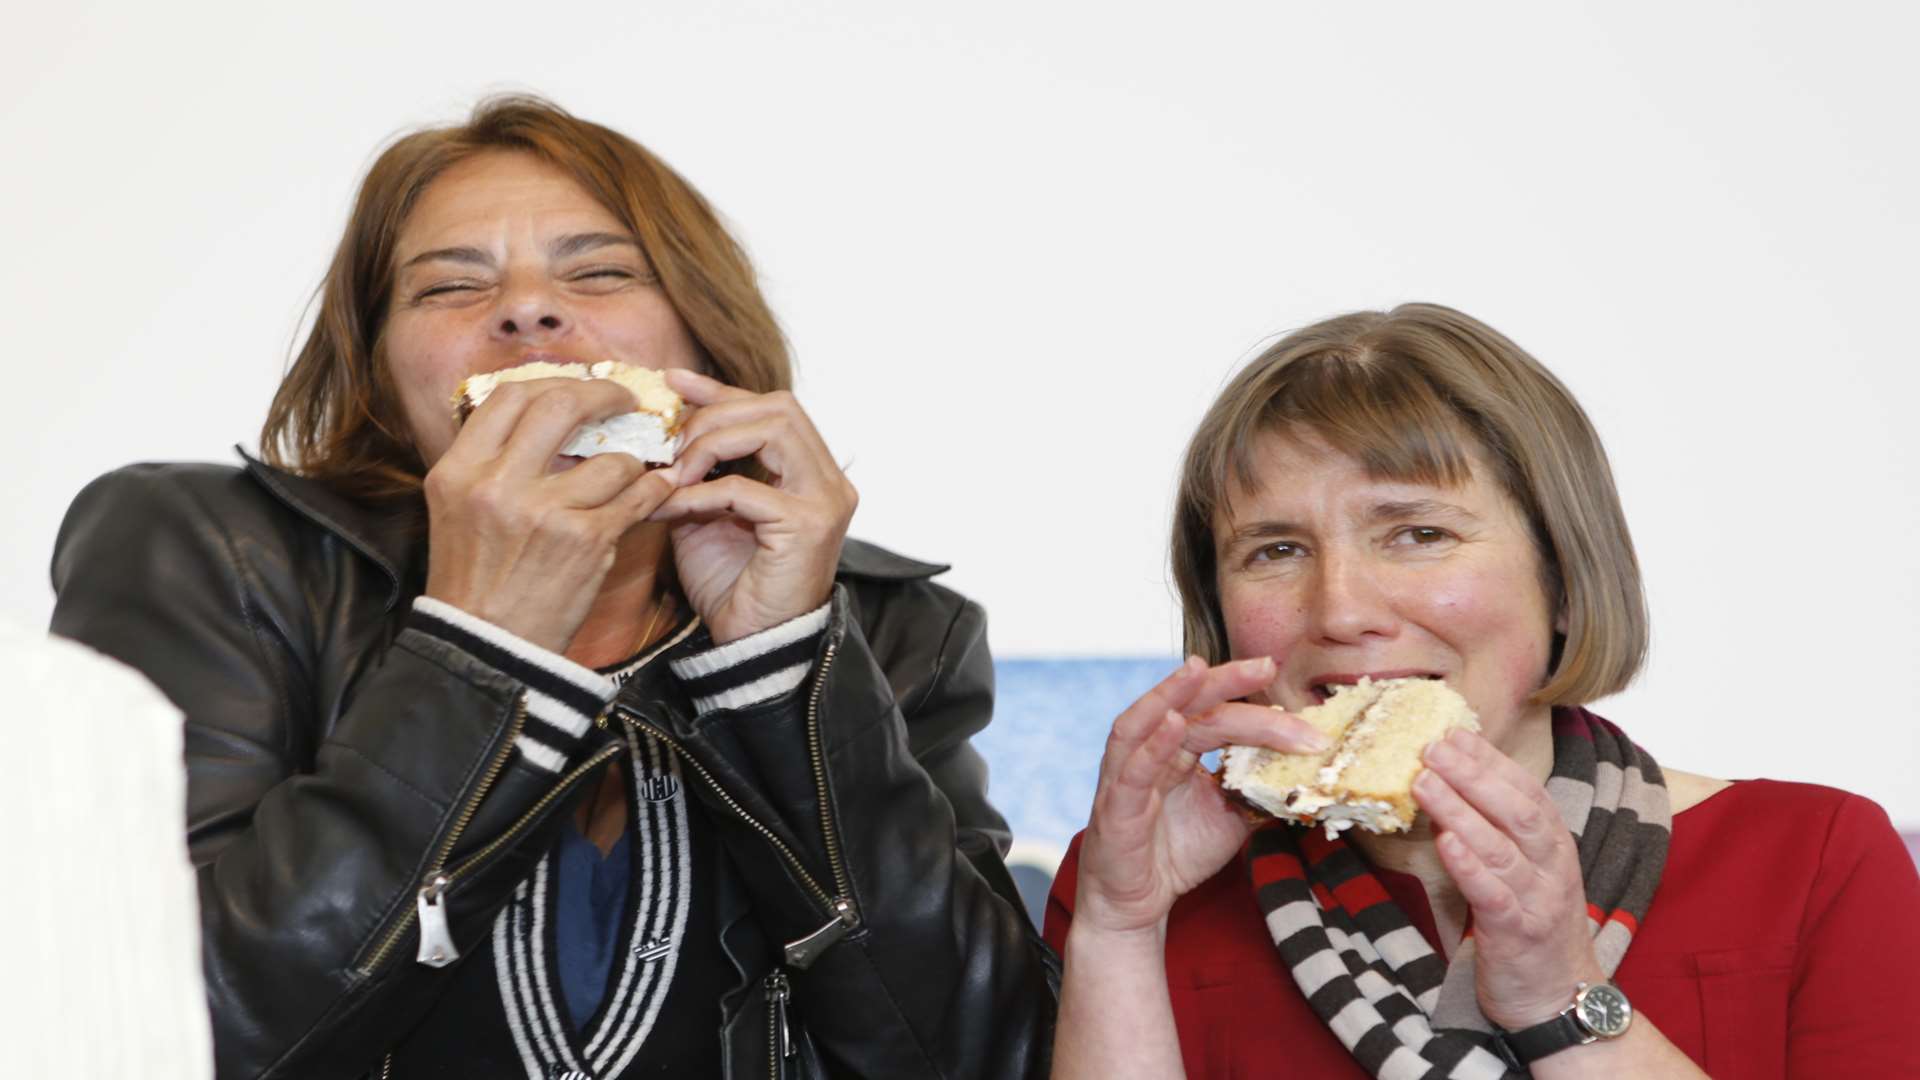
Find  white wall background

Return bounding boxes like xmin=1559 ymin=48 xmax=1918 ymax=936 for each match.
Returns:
xmin=5 ymin=2 xmax=1916 ymax=822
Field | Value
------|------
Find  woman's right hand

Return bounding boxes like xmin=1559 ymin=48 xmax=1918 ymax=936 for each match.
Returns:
xmin=1072 ymin=656 xmax=1328 ymax=938
xmin=422 ymin=378 xmax=679 ymax=653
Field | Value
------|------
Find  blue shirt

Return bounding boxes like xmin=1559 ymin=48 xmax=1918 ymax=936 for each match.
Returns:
xmin=552 ymin=821 xmax=634 ymax=1029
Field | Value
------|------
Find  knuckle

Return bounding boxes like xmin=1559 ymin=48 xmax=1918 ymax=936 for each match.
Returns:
xmin=422 ymin=467 xmax=457 ymax=501
xmin=607 ymin=454 xmax=645 ymax=481
xmin=553 ymin=510 xmax=598 ymax=544
xmin=1512 ymin=807 xmax=1548 ymax=835
xmin=527 ymin=390 xmax=580 ymax=422
xmin=468 ymin=476 xmax=509 ymax=511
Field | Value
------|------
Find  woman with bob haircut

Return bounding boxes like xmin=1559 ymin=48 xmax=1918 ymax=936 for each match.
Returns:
xmin=51 ymin=96 xmax=1055 ymax=1079
xmin=1045 ymin=303 xmax=1920 ymax=1078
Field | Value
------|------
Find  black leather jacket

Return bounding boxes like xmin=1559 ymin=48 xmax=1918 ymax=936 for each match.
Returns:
xmin=50 ymin=455 xmax=1058 ymax=1079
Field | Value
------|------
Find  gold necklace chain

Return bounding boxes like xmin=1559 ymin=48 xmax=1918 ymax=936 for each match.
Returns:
xmin=629 ymin=591 xmax=675 ymax=659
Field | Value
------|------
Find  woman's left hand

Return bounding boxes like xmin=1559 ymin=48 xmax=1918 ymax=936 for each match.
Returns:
xmin=1413 ymin=730 xmax=1607 ymax=1031
xmin=650 ymin=369 xmax=857 ymax=644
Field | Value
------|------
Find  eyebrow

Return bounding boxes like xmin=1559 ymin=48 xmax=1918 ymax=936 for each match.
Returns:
xmin=1364 ymin=498 xmax=1478 ymax=524
xmin=400 ymin=245 xmax=492 ymax=271
xmin=398 ymin=232 xmax=640 ymax=271
xmin=1218 ymin=519 xmax=1307 ymax=555
xmin=1219 ymin=499 xmax=1479 ymax=551
xmin=550 ymin=231 xmax=639 ymax=259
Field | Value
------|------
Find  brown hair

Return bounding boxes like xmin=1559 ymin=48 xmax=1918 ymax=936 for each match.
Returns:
xmin=1171 ymin=303 xmax=1647 ymax=706
xmin=260 ymin=94 xmax=791 ymax=504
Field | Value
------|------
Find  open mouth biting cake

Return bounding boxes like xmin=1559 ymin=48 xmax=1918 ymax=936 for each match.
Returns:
xmin=452 ymin=360 xmax=686 ymax=465
xmin=1220 ymin=676 xmax=1480 ymax=838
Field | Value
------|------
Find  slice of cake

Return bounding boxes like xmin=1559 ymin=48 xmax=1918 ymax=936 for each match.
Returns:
xmin=1220 ymin=677 xmax=1479 ymax=838
xmin=451 ymin=361 xmax=686 ymax=465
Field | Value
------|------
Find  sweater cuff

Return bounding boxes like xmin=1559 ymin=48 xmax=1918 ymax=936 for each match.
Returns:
xmin=669 ymin=603 xmax=830 ymax=716
xmin=409 ymin=597 xmax=617 ymax=774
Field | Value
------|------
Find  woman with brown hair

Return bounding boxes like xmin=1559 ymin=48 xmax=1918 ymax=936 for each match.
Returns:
xmin=51 ymin=96 xmax=1054 ymax=1078
xmin=1045 ymin=304 xmax=1920 ymax=1078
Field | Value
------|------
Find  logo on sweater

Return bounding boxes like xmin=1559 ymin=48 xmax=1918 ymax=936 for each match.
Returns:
xmin=632 ymin=934 xmax=673 ymax=962
xmin=638 ymin=773 xmax=679 ymax=803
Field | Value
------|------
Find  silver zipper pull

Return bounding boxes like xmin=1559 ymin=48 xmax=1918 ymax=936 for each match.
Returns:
xmin=782 ymin=896 xmax=859 ymax=969
xmin=769 ymin=972 xmax=794 ymax=1059
xmin=415 ymin=874 xmax=460 ymax=968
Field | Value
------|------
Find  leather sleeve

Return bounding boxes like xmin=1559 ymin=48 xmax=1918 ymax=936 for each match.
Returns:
xmin=50 ymin=467 xmax=595 ymax=1080
xmin=669 ymin=580 xmax=1060 ymax=1079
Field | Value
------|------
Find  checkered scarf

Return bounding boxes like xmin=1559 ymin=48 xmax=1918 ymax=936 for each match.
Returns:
xmin=1246 ymin=708 xmax=1670 ymax=1079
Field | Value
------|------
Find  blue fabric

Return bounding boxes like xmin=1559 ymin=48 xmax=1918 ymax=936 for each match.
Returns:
xmin=974 ymin=658 xmax=1179 ymax=852
xmin=552 ymin=823 xmax=633 ymax=1030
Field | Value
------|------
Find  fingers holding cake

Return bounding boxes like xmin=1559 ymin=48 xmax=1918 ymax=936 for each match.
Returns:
xmin=1418 ymin=731 xmax=1571 ymax=863
xmin=662 ymin=371 xmax=844 ymax=492
xmin=1184 ymin=700 xmax=1329 ymax=758
xmin=422 ymin=380 xmax=681 ymax=652
xmin=444 ymin=376 xmax=646 ymax=472
xmin=1099 ymin=655 xmax=1321 ymax=762
xmin=636 ymin=370 xmax=855 ymax=642
xmin=1413 ymin=732 xmax=1602 ymax=1027
xmin=1077 ymin=657 xmax=1314 ymax=933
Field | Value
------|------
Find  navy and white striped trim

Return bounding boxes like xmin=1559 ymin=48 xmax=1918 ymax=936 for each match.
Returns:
xmin=410 ymin=597 xmax=618 ymax=773
xmin=493 ymin=729 xmax=692 ymax=1079
xmin=668 ymin=603 xmax=829 ymax=715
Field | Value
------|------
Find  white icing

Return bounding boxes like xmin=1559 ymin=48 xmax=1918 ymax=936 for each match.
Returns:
xmin=557 ymin=412 xmax=680 ymax=465
xmin=1312 ymin=800 xmax=1400 ymax=840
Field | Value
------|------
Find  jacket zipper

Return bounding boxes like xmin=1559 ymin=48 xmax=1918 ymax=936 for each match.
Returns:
xmin=615 ymin=636 xmax=859 ymax=970
xmin=803 ymin=639 xmax=850 ymax=902
xmin=380 ymin=1052 xmax=393 ymax=1079
xmin=767 ymin=970 xmax=793 ymax=1077
xmin=358 ymin=698 xmax=624 ymax=975
xmin=786 ymin=638 xmax=860 ymax=967
xmin=616 ymin=711 xmax=836 ymax=909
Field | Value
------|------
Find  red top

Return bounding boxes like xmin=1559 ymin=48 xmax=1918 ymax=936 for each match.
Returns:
xmin=1045 ymin=779 xmax=1920 ymax=1079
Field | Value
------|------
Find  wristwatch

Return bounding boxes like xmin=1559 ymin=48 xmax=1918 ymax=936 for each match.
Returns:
xmin=1493 ymin=981 xmax=1633 ymax=1066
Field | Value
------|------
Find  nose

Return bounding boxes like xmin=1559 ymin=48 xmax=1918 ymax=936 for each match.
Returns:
xmin=491 ymin=280 xmax=569 ymax=343
xmin=1307 ymin=547 xmax=1398 ymax=644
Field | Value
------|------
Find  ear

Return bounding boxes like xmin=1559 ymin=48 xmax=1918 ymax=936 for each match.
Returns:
xmin=1553 ymin=601 xmax=1569 ymax=636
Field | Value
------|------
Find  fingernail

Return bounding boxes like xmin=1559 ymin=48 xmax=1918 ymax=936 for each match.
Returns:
xmin=1414 ymin=770 xmax=1441 ymax=797
xmin=1425 ymin=740 xmax=1456 ymax=766
xmin=1183 ymin=656 xmax=1205 ymax=674
xmin=1238 ymin=656 xmax=1274 ymax=676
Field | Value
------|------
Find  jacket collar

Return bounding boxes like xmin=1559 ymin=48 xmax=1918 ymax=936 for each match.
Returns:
xmin=235 ymin=448 xmax=951 ymax=614
xmin=238 ymin=448 xmax=421 ymax=612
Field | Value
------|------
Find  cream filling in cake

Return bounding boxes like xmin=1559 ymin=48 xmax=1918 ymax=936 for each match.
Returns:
xmin=1220 ymin=676 xmax=1479 ymax=839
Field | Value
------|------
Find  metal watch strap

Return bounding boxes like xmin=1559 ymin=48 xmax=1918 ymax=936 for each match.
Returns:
xmin=1495 ymin=1008 xmax=1590 ymax=1066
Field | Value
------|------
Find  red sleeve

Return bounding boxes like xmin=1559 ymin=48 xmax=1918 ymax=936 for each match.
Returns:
xmin=1787 ymin=793 xmax=1920 ymax=1077
xmin=1043 ymin=831 xmax=1087 ymax=954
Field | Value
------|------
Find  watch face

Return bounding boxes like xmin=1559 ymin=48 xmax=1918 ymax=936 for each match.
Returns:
xmin=1576 ymin=983 xmax=1633 ymax=1038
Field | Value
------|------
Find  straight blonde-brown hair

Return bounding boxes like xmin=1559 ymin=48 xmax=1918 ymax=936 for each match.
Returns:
xmin=1171 ymin=303 xmax=1646 ymax=706
xmin=261 ymin=95 xmax=790 ymax=505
